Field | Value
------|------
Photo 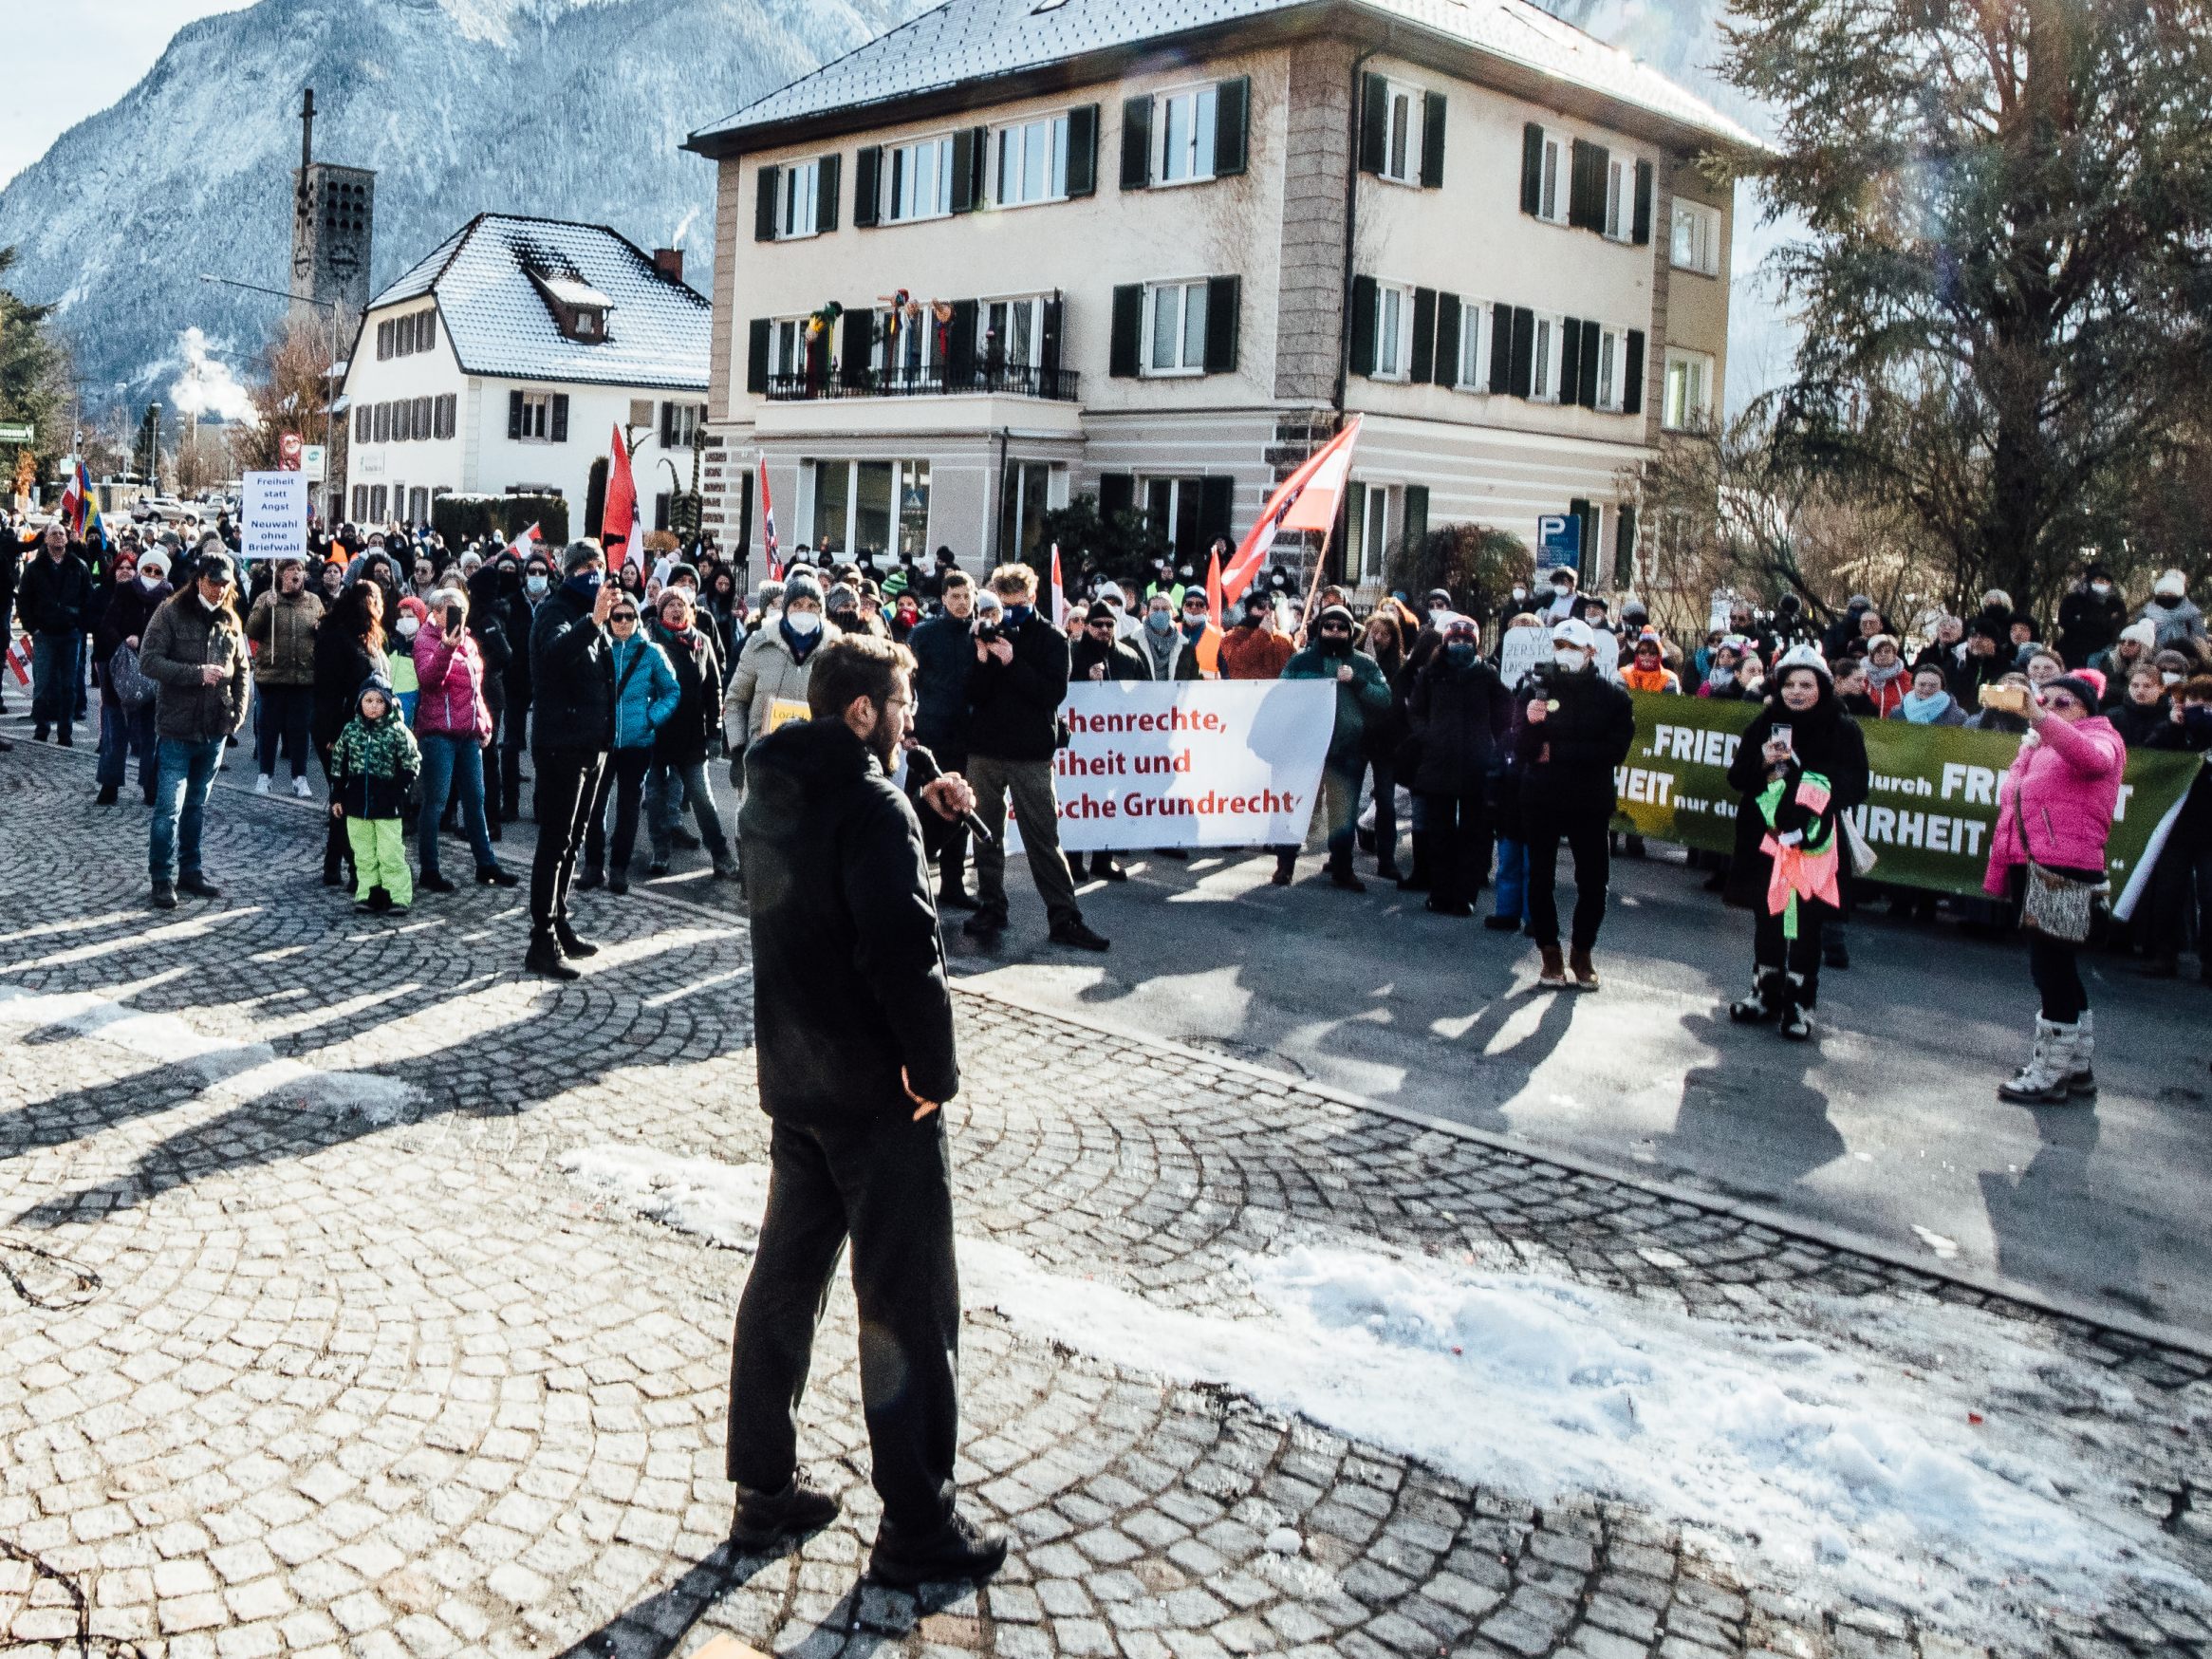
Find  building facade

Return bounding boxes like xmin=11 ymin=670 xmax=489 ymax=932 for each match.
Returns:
xmin=337 ymin=214 xmax=712 ymax=533
xmin=683 ymin=0 xmax=1757 ymax=592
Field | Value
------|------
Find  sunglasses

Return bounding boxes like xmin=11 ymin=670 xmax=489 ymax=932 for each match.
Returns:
xmin=610 ymin=611 xmax=640 ymax=624
xmin=2041 ymin=693 xmax=2080 ymax=712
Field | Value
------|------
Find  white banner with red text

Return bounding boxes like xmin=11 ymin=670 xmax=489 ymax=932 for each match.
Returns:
xmin=1028 ymin=680 xmax=1336 ymax=852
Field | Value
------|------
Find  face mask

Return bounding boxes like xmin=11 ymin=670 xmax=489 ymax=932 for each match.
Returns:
xmin=1444 ymin=643 xmax=1477 ymax=668
xmin=397 ymin=617 xmax=419 ymax=639
xmin=1145 ymin=611 xmax=1173 ymax=634
xmin=1552 ymin=584 xmax=1571 ymax=598
xmin=526 ymin=574 xmax=549 ymax=598
xmin=1003 ymin=604 xmax=1034 ymax=629
xmin=1512 ymin=587 xmax=1527 ymax=603
xmin=139 ymin=572 xmax=161 ymax=590
xmin=564 ymin=569 xmax=603 ymax=603
xmin=1181 ymin=616 xmax=1207 ymax=638
xmin=2091 ymin=582 xmax=2111 ymax=595
xmin=783 ymin=608 xmax=822 ymax=637
xmin=1553 ymin=648 xmax=1588 ymax=670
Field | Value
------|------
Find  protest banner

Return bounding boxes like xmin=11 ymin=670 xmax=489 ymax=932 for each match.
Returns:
xmin=1608 ymin=692 xmax=2199 ymax=902
xmin=1497 ymin=624 xmax=1549 ymax=690
xmin=239 ymin=470 xmax=308 ymax=560
xmin=1044 ymin=680 xmax=1336 ymax=851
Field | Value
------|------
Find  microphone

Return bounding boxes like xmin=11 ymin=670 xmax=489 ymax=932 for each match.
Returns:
xmin=904 ymin=743 xmax=995 ymax=848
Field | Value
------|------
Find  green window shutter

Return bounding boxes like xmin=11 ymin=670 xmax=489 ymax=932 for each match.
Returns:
xmin=754 ymin=165 xmax=780 ymax=241
xmin=1623 ymin=329 xmax=1645 ymax=416
xmin=1569 ymin=140 xmax=1608 ymax=231
xmin=853 ymin=147 xmax=882 ymax=227
xmin=816 ymin=153 xmax=841 ymax=233
xmin=1577 ymin=320 xmax=1602 ymax=407
xmin=1520 ymin=123 xmax=1544 ymax=215
xmin=1203 ymin=275 xmax=1241 ymax=374
xmin=1632 ymin=159 xmax=1653 ymax=245
xmin=1066 ymin=105 xmax=1099 ymax=196
xmin=1559 ymin=315 xmax=1583 ymax=401
xmin=1403 ymin=486 xmax=1429 ymax=564
xmin=1509 ymin=307 xmax=1534 ymax=397
xmin=507 ymin=389 xmax=523 ymax=439
xmin=950 ymin=129 xmax=977 ymax=213
xmin=1348 ymin=275 xmax=1379 ymax=377
xmin=1613 ymin=504 xmax=1638 ymax=587
xmin=1419 ymin=91 xmax=1447 ymax=188
xmin=947 ymin=299 xmax=978 ymax=379
xmin=1359 ymin=74 xmax=1388 ymax=175
xmin=1109 ymin=284 xmax=1143 ymax=378
xmin=1489 ymin=302 xmax=1512 ymax=392
xmin=747 ymin=319 xmax=771 ymax=394
xmin=1120 ymin=97 xmax=1152 ymax=189
xmin=1434 ymin=293 xmax=1460 ymax=388
xmin=1409 ymin=288 xmax=1437 ymax=385
xmin=1214 ymin=77 xmax=1249 ymax=177
xmin=549 ymin=394 xmax=568 ymax=443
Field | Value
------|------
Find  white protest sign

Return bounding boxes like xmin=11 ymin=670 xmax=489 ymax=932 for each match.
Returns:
xmin=1497 ymin=624 xmax=1549 ymax=690
xmin=1025 ymin=680 xmax=1337 ymax=852
xmin=240 ymin=470 xmax=308 ymax=560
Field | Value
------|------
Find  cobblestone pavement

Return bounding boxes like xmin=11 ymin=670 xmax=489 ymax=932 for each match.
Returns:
xmin=1 ymin=737 xmax=2208 ymax=1659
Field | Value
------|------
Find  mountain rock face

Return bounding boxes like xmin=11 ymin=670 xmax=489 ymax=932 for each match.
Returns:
xmin=0 ymin=0 xmax=906 ymax=401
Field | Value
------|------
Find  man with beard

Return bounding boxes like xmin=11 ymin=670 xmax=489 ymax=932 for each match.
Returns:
xmin=730 ymin=632 xmax=1008 ymax=1586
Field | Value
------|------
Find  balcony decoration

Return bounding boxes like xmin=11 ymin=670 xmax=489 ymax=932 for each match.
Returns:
xmin=876 ymin=289 xmax=913 ymax=339
xmin=805 ymin=299 xmax=845 ymax=339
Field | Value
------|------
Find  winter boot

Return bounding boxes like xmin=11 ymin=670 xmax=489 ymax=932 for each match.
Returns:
xmin=526 ymin=928 xmax=580 ymax=981
xmin=1535 ymin=943 xmax=1570 ymax=988
xmin=1397 ymin=832 xmax=1433 ymax=892
xmin=1998 ymin=1018 xmax=2073 ymax=1104
xmin=1569 ymin=947 xmax=1600 ymax=992
xmin=2067 ymin=1009 xmax=2097 ymax=1099
xmin=1729 ymin=966 xmax=1780 ymax=1023
xmin=1775 ymin=972 xmax=1812 ymax=1040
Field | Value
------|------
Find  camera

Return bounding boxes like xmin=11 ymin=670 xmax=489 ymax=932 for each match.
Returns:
xmin=975 ymin=619 xmax=1002 ymax=643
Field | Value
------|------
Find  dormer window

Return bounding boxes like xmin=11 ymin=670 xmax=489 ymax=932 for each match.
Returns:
xmin=573 ymin=307 xmax=602 ymax=338
xmin=529 ymin=270 xmax=615 ymax=343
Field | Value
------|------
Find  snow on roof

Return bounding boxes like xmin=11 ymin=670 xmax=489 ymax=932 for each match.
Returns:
xmin=692 ymin=0 xmax=1760 ymax=153
xmin=365 ymin=214 xmax=708 ymax=391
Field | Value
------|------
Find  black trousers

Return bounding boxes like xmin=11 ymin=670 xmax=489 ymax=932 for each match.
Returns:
xmin=482 ymin=699 xmax=511 ymax=827
xmin=1754 ymin=906 xmax=1826 ymax=1006
xmin=530 ymin=744 xmax=605 ymax=930
xmin=1421 ymin=791 xmax=1489 ymax=909
xmin=914 ymin=742 xmax=969 ymax=892
xmin=501 ymin=690 xmax=531 ymax=819
xmin=584 ymin=747 xmax=654 ymax=876
xmin=1523 ymin=802 xmax=1612 ymax=952
xmin=2028 ymin=931 xmax=2088 ymax=1023
xmin=317 ymin=741 xmax=349 ymax=874
xmin=728 ymin=1111 xmax=960 ymax=1534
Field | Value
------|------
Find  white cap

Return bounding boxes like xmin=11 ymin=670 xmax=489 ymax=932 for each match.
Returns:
xmin=1551 ymin=617 xmax=1597 ymax=651
xmin=1774 ymin=642 xmax=1831 ymax=680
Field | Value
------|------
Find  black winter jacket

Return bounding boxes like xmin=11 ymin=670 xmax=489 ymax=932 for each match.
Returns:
xmin=651 ymin=622 xmax=724 ymax=766
xmin=966 ymin=610 xmax=1069 ymax=762
xmin=1511 ymin=663 xmax=1635 ymax=819
xmin=312 ymin=624 xmax=383 ymax=750
xmin=907 ymin=612 xmax=976 ymax=753
xmin=740 ymin=718 xmax=959 ymax=1124
xmin=93 ymin=580 xmax=170 ymax=690
xmin=1409 ymin=657 xmax=1514 ymax=795
xmin=17 ymin=550 xmax=96 ymax=636
xmin=529 ymin=587 xmax=616 ymax=750
xmin=1724 ymin=693 xmax=1869 ymax=915
xmin=1070 ymin=633 xmax=1151 ymax=682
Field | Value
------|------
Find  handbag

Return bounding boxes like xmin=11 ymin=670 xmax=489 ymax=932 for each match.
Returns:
xmin=108 ymin=642 xmax=158 ymax=711
xmin=2012 ymin=785 xmax=2105 ymax=942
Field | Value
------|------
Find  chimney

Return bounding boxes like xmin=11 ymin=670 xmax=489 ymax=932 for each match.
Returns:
xmin=653 ymin=248 xmax=684 ymax=284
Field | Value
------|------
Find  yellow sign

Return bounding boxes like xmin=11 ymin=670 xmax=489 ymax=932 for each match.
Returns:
xmin=765 ymin=698 xmax=811 ymax=734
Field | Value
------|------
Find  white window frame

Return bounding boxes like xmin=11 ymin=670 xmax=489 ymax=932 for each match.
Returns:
xmin=1603 ymin=155 xmax=1634 ymax=241
xmin=777 ymin=159 xmax=821 ymax=239
xmin=1530 ymin=312 xmax=1566 ymax=402
xmin=873 ymin=308 xmax=942 ymax=384
xmin=1537 ymin=132 xmax=1566 ymax=224
xmin=1671 ymin=198 xmax=1719 ymax=275
xmin=1359 ymin=483 xmax=1393 ymax=583
xmin=1594 ymin=325 xmax=1629 ymax=412
xmin=1663 ymin=348 xmax=1714 ymax=432
xmin=1455 ymin=298 xmax=1493 ymax=392
xmin=1371 ymin=281 xmax=1414 ymax=382
xmin=769 ymin=318 xmax=810 ymax=381
xmin=1155 ymin=84 xmax=1219 ymax=187
xmin=883 ymin=136 xmax=955 ymax=224
xmin=1378 ymin=81 xmax=1423 ymax=186
xmin=994 ymin=112 xmax=1070 ymax=208
xmin=517 ymin=391 xmax=552 ymax=442
xmin=983 ymin=295 xmax=1049 ymax=372
xmin=663 ymin=402 xmax=701 ymax=448
xmin=1143 ymin=279 xmax=1210 ymax=377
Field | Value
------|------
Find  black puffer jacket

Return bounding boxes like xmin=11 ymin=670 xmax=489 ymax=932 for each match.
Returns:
xmin=529 ymin=585 xmax=616 ymax=750
xmin=1408 ymin=655 xmax=1513 ymax=795
xmin=740 ymin=718 xmax=958 ymax=1125
xmin=1724 ymin=688 xmax=1869 ymax=915
xmin=1511 ymin=662 xmax=1635 ymax=818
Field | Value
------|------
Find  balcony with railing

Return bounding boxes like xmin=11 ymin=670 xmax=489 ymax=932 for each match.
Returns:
xmin=765 ymin=363 xmax=1081 ymax=402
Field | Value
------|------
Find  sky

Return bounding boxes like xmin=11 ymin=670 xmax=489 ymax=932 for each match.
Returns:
xmin=1 ymin=1 xmax=244 ymax=189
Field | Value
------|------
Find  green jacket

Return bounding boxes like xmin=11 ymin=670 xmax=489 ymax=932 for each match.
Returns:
xmin=1283 ymin=643 xmax=1391 ymax=767
xmin=330 ymin=701 xmax=422 ymax=819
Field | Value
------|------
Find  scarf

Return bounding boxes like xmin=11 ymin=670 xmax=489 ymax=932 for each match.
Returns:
xmin=1141 ymin=625 xmax=1177 ymax=677
xmin=1756 ymin=770 xmax=1842 ymax=938
xmin=1899 ymin=688 xmax=1951 ymax=724
xmin=1865 ymin=656 xmax=1906 ymax=691
xmin=779 ymin=616 xmax=821 ymax=662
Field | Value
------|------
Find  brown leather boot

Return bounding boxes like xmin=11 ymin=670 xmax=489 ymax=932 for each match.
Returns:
xmin=1570 ymin=947 xmax=1600 ymax=991
xmin=1536 ymin=943 xmax=1569 ymax=987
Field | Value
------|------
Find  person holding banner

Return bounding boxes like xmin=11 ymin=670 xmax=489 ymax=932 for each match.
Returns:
xmin=1406 ymin=616 xmax=1512 ymax=915
xmin=1723 ymin=647 xmax=1868 ymax=1040
xmin=1515 ymin=618 xmax=1634 ymax=988
xmin=1276 ymin=606 xmax=1393 ymax=891
xmin=1983 ymin=668 xmax=2125 ymax=1103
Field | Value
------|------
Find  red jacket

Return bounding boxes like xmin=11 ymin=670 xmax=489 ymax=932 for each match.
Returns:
xmin=1983 ymin=712 xmax=2125 ymax=893
xmin=412 ymin=627 xmax=493 ymax=744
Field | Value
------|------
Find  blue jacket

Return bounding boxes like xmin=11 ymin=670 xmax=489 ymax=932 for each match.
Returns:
xmin=610 ymin=633 xmax=680 ymax=750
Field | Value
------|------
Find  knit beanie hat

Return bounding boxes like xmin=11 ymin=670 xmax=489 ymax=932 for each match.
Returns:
xmin=825 ymin=582 xmax=860 ymax=613
xmin=356 ymin=673 xmax=397 ymax=714
xmin=782 ymin=573 xmax=825 ymax=608
xmin=2119 ymin=619 xmax=2157 ymax=651
xmin=2046 ymin=669 xmax=2106 ymax=707
xmin=2155 ymin=569 xmax=2186 ymax=598
xmin=1085 ymin=599 xmax=1118 ymax=624
xmin=1316 ymin=604 xmax=1357 ymax=630
xmin=561 ymin=538 xmax=604 ymax=575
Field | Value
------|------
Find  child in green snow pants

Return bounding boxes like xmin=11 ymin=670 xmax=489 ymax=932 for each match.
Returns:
xmin=345 ymin=815 xmax=414 ymax=906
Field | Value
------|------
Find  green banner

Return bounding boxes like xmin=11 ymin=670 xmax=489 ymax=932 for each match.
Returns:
xmin=1608 ymin=692 xmax=2202 ymax=900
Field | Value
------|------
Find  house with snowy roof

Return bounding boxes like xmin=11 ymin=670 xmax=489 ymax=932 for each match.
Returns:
xmin=681 ymin=0 xmax=1761 ymax=590
xmin=337 ymin=214 xmax=712 ymax=534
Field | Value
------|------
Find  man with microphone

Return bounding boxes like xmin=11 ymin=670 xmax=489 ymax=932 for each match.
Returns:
xmin=729 ymin=630 xmax=1008 ymax=1586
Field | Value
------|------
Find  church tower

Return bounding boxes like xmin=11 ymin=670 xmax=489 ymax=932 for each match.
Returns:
xmin=289 ymin=89 xmax=375 ymax=326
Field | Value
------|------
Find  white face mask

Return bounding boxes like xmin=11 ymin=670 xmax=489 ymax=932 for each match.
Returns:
xmin=397 ymin=617 xmax=419 ymax=639
xmin=2091 ymin=581 xmax=2111 ymax=594
xmin=526 ymin=575 xmax=549 ymax=598
xmin=1553 ymin=647 xmax=1588 ymax=670
xmin=784 ymin=608 xmax=822 ymax=637
xmin=139 ymin=571 xmax=162 ymax=590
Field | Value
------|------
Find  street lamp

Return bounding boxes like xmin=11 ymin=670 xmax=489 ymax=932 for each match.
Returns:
xmin=198 ymin=272 xmax=340 ymax=515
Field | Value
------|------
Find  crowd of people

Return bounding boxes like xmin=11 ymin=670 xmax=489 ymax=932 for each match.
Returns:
xmin=5 ymin=507 xmax=2209 ymax=1092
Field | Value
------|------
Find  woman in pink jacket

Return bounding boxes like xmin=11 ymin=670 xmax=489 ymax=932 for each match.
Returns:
xmin=1982 ymin=667 xmax=2123 ymax=1104
xmin=412 ymin=586 xmax=519 ymax=894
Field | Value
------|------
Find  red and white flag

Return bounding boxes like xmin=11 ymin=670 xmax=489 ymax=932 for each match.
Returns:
xmin=1221 ymin=416 xmax=1364 ymax=606
xmin=1204 ymin=547 xmax=1223 ymax=630
xmin=1049 ymin=544 xmax=1068 ymax=629
xmin=602 ymin=425 xmax=641 ymax=571
xmin=4 ymin=631 xmax=29 ymax=687
xmin=505 ymin=522 xmax=542 ymax=560
xmin=758 ymin=456 xmax=780 ymax=579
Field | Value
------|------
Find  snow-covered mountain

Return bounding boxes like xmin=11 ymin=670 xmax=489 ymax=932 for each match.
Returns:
xmin=0 ymin=0 xmax=909 ymax=403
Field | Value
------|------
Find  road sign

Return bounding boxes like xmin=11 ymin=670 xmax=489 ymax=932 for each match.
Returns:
xmin=1536 ymin=513 xmax=1581 ymax=572
xmin=0 ymin=421 xmax=33 ymax=444
xmin=301 ymin=444 xmax=327 ymax=481
xmin=278 ymin=432 xmax=303 ymax=471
